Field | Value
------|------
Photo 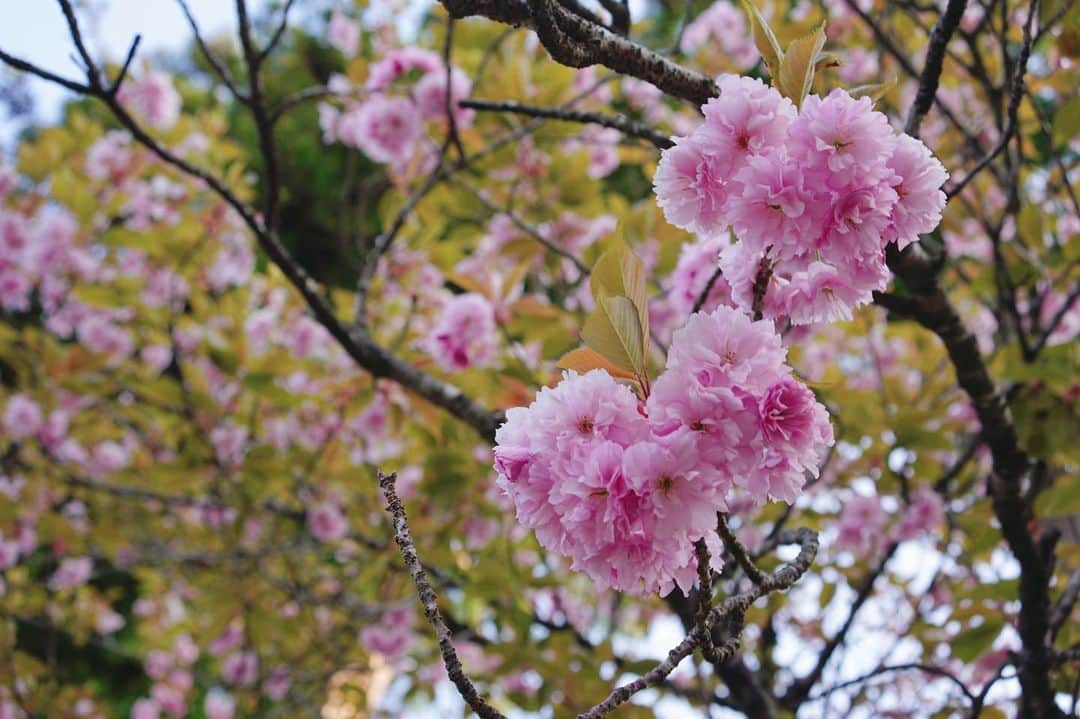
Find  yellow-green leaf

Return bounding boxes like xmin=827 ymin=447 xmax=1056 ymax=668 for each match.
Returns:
xmin=849 ymin=76 xmax=898 ymax=105
xmin=951 ymin=620 xmax=1002 ymax=662
xmin=1052 ymin=96 xmax=1080 ymax=147
xmin=778 ymin=22 xmax=827 ymax=107
xmin=741 ymin=0 xmax=783 ymax=82
xmin=556 ymin=347 xmax=638 ymax=381
xmin=589 ymin=243 xmax=649 ymax=340
xmin=581 ymin=296 xmax=645 ymax=376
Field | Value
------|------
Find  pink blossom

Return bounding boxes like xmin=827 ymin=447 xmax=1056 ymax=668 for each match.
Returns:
xmin=118 ymin=72 xmax=181 ymax=131
xmin=326 ymin=8 xmax=360 ymax=57
xmin=424 ymin=292 xmax=498 ymax=372
xmin=622 ymin=435 xmax=724 ymax=536
xmin=0 ymin=540 xmax=18 ymax=570
xmin=359 ymin=606 xmax=414 ymax=662
xmin=702 ymin=75 xmax=797 ymax=160
xmin=264 ymin=666 xmax=291 ymax=700
xmin=131 ymin=699 xmax=160 ymax=719
xmin=210 ymin=423 xmax=248 ymax=466
xmin=203 ymin=688 xmax=235 ymax=719
xmin=91 ymin=440 xmax=132 ymax=475
xmin=84 ymin=131 xmax=133 ymax=182
xmin=76 ymin=315 xmax=134 ymax=362
xmin=838 ymin=48 xmax=879 ymax=84
xmin=149 ymin=684 xmax=185 ymax=718
xmin=97 ymin=609 xmax=125 ymax=634
xmin=728 ymin=151 xmax=815 ymax=251
xmin=664 ymin=306 xmax=788 ymax=393
xmin=50 ymin=556 xmax=93 ymax=590
xmin=783 ymin=260 xmax=875 ymax=325
xmin=834 ymin=494 xmax=888 ymax=553
xmin=413 ymin=66 xmax=474 ymax=126
xmin=145 ymin=650 xmax=173 ymax=680
xmin=757 ymin=378 xmax=833 ymax=474
xmin=340 ymin=96 xmax=421 ymax=165
xmin=3 ymin=394 xmax=43 ymax=440
xmin=883 ymin=134 xmax=948 ymax=250
xmin=662 ymin=234 xmax=733 ymax=319
xmin=680 ymin=2 xmax=757 ymax=66
xmin=787 ymin=89 xmax=897 ymax=186
xmin=209 ymin=622 xmax=244 ymax=656
xmin=222 ymin=650 xmax=258 ymax=687
xmin=893 ymin=489 xmax=946 ymax=541
xmin=140 ymin=344 xmax=173 ymax=374
xmin=0 ymin=270 xmax=31 ymax=313
xmin=563 ymin=126 xmax=622 ymax=179
xmin=365 ymin=48 xmax=442 ymax=91
xmin=653 ymin=133 xmax=736 ymax=236
xmin=308 ymin=501 xmax=349 ymax=542
xmin=494 ymin=370 xmax=649 ymax=557
xmin=0 ymin=164 xmax=14 ymax=198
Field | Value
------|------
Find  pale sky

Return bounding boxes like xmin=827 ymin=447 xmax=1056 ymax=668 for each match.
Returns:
xmin=0 ymin=0 xmax=271 ymax=148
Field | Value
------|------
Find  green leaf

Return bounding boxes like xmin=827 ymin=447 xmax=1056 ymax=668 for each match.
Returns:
xmin=581 ymin=296 xmax=645 ymax=376
xmin=778 ymin=22 xmax=827 ymax=107
xmin=849 ymin=76 xmax=898 ymax=105
xmin=1052 ymin=96 xmax=1080 ymax=147
xmin=590 ymin=243 xmax=649 ymax=340
xmin=1035 ymin=477 xmax=1080 ymax=517
xmin=951 ymin=620 xmax=1002 ymax=662
xmin=741 ymin=0 xmax=784 ymax=82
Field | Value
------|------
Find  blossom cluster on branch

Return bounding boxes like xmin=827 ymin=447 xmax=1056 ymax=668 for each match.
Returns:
xmin=654 ymin=74 xmax=948 ymax=324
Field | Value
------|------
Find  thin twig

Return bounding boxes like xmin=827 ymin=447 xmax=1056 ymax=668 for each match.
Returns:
xmin=378 ymin=470 xmax=508 ymax=719
xmin=176 ymin=0 xmax=248 ymax=101
xmin=717 ymin=514 xmax=767 ymax=585
xmin=461 ymin=99 xmax=673 ymax=149
xmin=946 ymin=0 xmax=1037 ymax=200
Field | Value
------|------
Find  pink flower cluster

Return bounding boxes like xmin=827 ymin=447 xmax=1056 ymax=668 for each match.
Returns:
xmin=423 ymin=292 xmax=498 ymax=372
xmin=654 ymin=75 xmax=947 ymax=324
xmin=117 ymin=71 xmax=181 ymax=131
xmin=319 ymin=47 xmax=472 ymax=169
xmin=494 ymin=307 xmax=833 ymax=595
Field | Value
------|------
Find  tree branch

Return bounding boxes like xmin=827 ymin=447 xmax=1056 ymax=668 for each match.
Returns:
xmin=378 ymin=470 xmax=508 ymax=719
xmin=439 ymin=0 xmax=717 ymax=105
xmin=460 ymin=98 xmax=672 ymax=149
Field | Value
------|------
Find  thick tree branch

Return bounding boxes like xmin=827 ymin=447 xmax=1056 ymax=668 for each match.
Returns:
xmin=891 ymin=0 xmax=1061 ymax=713
xmin=439 ymin=0 xmax=717 ymax=105
xmin=903 ymin=0 xmax=969 ymax=136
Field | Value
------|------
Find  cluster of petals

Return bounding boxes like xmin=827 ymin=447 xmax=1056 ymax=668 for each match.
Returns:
xmin=654 ymin=75 xmax=948 ymax=325
xmin=422 ymin=292 xmax=498 ymax=372
xmin=494 ymin=307 xmax=833 ymax=595
xmin=319 ymin=46 xmax=472 ymax=168
xmin=117 ymin=71 xmax=182 ymax=131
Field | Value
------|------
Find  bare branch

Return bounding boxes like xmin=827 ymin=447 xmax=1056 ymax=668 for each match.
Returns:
xmin=717 ymin=514 xmax=768 ymax=585
xmin=946 ymin=2 xmax=1037 ymax=200
xmin=808 ymin=662 xmax=977 ymax=706
xmin=176 ymin=0 xmax=248 ymax=101
xmin=782 ymin=543 xmax=899 ymax=708
xmin=904 ymin=0 xmax=968 ymax=136
xmin=461 ymin=98 xmax=673 ymax=149
xmin=234 ymin=0 xmax=281 ymax=227
xmin=378 ymin=470 xmax=509 ymax=719
xmin=439 ymin=0 xmax=717 ymax=105
xmin=579 ymin=528 xmax=819 ymax=719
